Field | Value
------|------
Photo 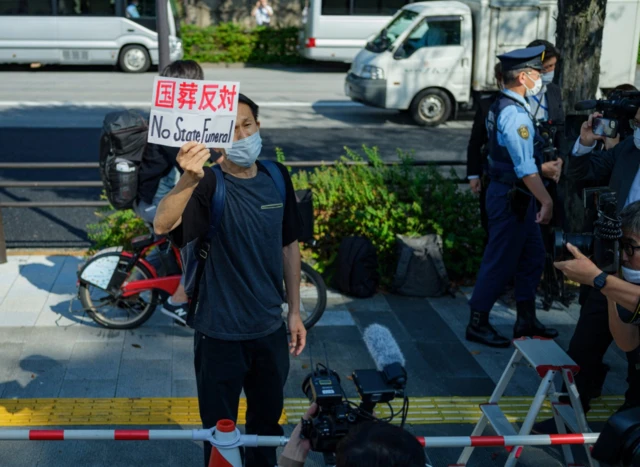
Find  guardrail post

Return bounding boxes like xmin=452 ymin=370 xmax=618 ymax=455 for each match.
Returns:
xmin=0 ymin=207 xmax=7 ymax=264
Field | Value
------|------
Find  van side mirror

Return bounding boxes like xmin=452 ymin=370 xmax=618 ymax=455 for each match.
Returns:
xmin=393 ymin=45 xmax=407 ymax=60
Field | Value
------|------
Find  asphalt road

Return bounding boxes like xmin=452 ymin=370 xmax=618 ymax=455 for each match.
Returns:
xmin=0 ymin=65 xmax=473 ymax=248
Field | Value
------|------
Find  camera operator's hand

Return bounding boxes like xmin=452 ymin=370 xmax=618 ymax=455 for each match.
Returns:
xmin=279 ymin=403 xmax=318 ymax=467
xmin=176 ymin=142 xmax=211 ymax=183
xmin=541 ymin=159 xmax=563 ymax=183
xmin=536 ymin=201 xmax=553 ymax=225
xmin=605 ymin=134 xmax=621 ymax=150
xmin=554 ymin=242 xmax=602 ymax=286
xmin=469 ymin=178 xmax=481 ymax=195
xmin=579 ymin=112 xmax=606 ymax=147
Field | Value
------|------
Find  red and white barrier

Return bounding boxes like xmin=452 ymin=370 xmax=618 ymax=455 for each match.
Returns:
xmin=0 ymin=429 xmax=599 ymax=448
xmin=417 ymin=433 xmax=599 ymax=448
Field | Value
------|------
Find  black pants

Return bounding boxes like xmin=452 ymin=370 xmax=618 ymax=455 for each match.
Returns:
xmin=567 ymin=288 xmax=640 ymax=412
xmin=194 ymin=325 xmax=290 ymax=467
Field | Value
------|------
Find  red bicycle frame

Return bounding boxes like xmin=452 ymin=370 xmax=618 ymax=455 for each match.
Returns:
xmin=119 ymin=237 xmax=183 ymax=298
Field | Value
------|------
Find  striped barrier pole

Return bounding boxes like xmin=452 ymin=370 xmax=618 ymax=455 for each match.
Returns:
xmin=0 ymin=429 xmax=599 ymax=448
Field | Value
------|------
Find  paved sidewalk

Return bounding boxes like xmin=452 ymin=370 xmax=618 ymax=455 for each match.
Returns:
xmin=0 ymin=255 xmax=629 ymax=466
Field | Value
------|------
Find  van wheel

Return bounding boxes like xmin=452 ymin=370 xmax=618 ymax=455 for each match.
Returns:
xmin=410 ymin=89 xmax=452 ymax=127
xmin=119 ymin=45 xmax=150 ymax=73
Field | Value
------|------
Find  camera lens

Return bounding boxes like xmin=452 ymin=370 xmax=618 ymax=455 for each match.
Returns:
xmin=553 ymin=230 xmax=594 ymax=260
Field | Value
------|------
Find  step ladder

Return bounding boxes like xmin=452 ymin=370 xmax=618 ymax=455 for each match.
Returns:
xmin=452 ymin=337 xmax=598 ymax=467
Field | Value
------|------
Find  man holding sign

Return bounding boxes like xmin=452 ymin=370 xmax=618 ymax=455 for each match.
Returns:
xmin=154 ymin=93 xmax=305 ymax=467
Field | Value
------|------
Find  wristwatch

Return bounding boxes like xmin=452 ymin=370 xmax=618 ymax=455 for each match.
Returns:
xmin=593 ymin=272 xmax=609 ymax=290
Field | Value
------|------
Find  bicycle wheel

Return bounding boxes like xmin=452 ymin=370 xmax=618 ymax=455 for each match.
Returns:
xmin=282 ymin=261 xmax=327 ymax=330
xmin=78 ymin=251 xmax=159 ymax=329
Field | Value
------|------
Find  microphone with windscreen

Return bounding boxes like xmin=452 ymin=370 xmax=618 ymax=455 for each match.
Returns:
xmin=362 ymin=324 xmax=407 ymax=389
xmin=574 ymin=99 xmax=599 ymax=111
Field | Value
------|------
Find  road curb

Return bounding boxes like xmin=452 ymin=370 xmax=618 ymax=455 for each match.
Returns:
xmin=6 ymin=248 xmax=88 ymax=257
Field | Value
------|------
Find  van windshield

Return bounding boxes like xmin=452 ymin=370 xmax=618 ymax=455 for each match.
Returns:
xmin=365 ymin=10 xmax=419 ymax=53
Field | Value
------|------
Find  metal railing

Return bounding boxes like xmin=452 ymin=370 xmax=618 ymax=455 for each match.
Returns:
xmin=0 ymin=160 xmax=466 ymax=264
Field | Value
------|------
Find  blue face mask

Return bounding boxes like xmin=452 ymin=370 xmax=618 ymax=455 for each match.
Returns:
xmin=226 ymin=131 xmax=262 ymax=168
xmin=541 ymin=71 xmax=554 ymax=86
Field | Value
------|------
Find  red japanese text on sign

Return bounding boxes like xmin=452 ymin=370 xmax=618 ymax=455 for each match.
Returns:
xmin=218 ymin=84 xmax=238 ymax=112
xmin=198 ymin=84 xmax=219 ymax=111
xmin=155 ymin=80 xmax=176 ymax=108
xmin=177 ymin=82 xmax=199 ymax=110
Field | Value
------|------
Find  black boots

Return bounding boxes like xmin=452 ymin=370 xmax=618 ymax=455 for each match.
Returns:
xmin=466 ymin=310 xmax=510 ymax=348
xmin=513 ymin=300 xmax=558 ymax=339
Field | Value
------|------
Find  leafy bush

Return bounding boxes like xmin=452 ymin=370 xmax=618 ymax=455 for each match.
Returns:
xmin=291 ymin=147 xmax=484 ymax=283
xmin=86 ymin=148 xmax=484 ymax=283
xmin=86 ymin=197 xmax=149 ymax=255
xmin=182 ymin=23 xmax=304 ymax=64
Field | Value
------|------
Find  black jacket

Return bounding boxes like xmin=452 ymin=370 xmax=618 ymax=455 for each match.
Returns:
xmin=137 ymin=144 xmax=180 ymax=205
xmin=568 ymin=137 xmax=640 ymax=213
xmin=466 ymin=84 xmax=565 ymax=179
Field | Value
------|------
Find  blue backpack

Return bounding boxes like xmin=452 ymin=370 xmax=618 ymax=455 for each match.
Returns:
xmin=181 ymin=160 xmax=286 ymax=310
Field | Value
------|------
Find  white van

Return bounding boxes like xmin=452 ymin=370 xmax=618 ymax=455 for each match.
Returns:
xmin=300 ymin=0 xmax=416 ymax=63
xmin=0 ymin=0 xmax=183 ymax=72
xmin=345 ymin=0 xmax=640 ymax=126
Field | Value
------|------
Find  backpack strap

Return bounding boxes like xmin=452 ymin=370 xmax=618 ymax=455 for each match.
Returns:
xmin=260 ymin=160 xmax=286 ymax=204
xmin=206 ymin=164 xmax=226 ymax=241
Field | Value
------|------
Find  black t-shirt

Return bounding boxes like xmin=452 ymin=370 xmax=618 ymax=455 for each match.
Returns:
xmin=171 ymin=161 xmax=303 ymax=340
xmin=137 ymin=144 xmax=180 ymax=205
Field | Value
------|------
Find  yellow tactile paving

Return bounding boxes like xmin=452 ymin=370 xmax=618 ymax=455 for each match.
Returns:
xmin=0 ymin=396 xmax=626 ymax=427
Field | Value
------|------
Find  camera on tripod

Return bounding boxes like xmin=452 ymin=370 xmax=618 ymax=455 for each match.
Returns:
xmin=553 ymin=188 xmax=622 ymax=274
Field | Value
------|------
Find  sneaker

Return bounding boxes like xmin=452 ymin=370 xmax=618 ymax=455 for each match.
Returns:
xmin=160 ymin=301 xmax=188 ymax=326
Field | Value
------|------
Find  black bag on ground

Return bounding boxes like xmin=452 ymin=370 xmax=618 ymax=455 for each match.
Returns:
xmin=335 ymin=236 xmax=379 ymax=298
xmin=295 ymin=189 xmax=314 ymax=243
xmin=392 ymin=234 xmax=451 ymax=297
xmin=99 ymin=110 xmax=148 ymax=210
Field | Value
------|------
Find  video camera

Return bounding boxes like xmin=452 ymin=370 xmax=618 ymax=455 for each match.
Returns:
xmin=575 ymin=90 xmax=640 ymax=140
xmin=592 ymin=407 xmax=640 ymax=466
xmin=299 ymin=325 xmax=409 ymax=456
xmin=553 ymin=188 xmax=622 ymax=274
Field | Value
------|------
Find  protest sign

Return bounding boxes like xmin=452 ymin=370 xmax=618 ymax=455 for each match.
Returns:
xmin=148 ymin=77 xmax=240 ymax=148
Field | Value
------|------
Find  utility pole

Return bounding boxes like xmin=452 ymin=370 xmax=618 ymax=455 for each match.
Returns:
xmin=156 ymin=0 xmax=171 ymax=73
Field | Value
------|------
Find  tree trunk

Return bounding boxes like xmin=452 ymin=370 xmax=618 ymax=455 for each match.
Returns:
xmin=556 ymin=0 xmax=608 ymax=232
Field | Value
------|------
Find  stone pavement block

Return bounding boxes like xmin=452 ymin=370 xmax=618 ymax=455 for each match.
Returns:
xmin=172 ymin=335 xmax=195 ymax=381
xmin=75 ymin=326 xmax=126 ymax=343
xmin=34 ymin=293 xmax=93 ymax=327
xmin=0 ymin=343 xmax=24 ymax=389
xmin=116 ymin=359 xmax=172 ymax=398
xmin=0 ymin=327 xmax=31 ymax=343
xmin=169 ymin=439 xmax=206 ymax=467
xmin=172 ymin=379 xmax=197 ymax=398
xmin=65 ymin=342 xmax=123 ymax=381
xmin=122 ymin=328 xmax=173 ymax=361
xmin=1 ymin=357 xmax=67 ymax=398
xmin=58 ymin=379 xmax=117 ymax=398
xmin=343 ymin=293 xmax=392 ymax=313
xmin=0 ymin=440 xmax=44 ymax=467
xmin=49 ymin=256 xmax=83 ymax=294
xmin=313 ymin=310 xmax=355 ymax=326
xmin=0 ymin=309 xmax=40 ymax=327
xmin=20 ymin=327 xmax=80 ymax=361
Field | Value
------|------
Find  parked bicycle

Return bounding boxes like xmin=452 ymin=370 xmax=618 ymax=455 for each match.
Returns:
xmin=76 ymin=233 xmax=327 ymax=330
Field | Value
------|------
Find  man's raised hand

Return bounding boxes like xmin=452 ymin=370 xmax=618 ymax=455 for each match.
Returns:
xmin=177 ymin=142 xmax=211 ymax=182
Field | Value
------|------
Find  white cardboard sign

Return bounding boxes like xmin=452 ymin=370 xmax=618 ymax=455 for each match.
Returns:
xmin=148 ymin=77 xmax=240 ymax=148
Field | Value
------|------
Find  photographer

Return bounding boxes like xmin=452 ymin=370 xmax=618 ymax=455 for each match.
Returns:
xmin=278 ymin=404 xmax=427 ymax=467
xmin=559 ymin=107 xmax=640 ymax=414
xmin=154 ymin=94 xmax=305 ymax=467
xmin=555 ymin=202 xmax=640 ymax=357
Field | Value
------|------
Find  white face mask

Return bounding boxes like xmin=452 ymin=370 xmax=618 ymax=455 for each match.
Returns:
xmin=541 ymin=71 xmax=554 ymax=86
xmin=524 ymin=73 xmax=543 ymax=97
xmin=622 ymin=265 xmax=640 ymax=284
xmin=634 ymin=128 xmax=640 ymax=150
xmin=226 ymin=131 xmax=262 ymax=168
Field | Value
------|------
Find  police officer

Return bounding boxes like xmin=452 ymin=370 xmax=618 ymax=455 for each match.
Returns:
xmin=466 ymin=46 xmax=559 ymax=348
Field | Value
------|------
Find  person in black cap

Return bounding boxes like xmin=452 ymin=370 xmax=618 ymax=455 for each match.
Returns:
xmin=466 ymin=45 xmax=559 ymax=347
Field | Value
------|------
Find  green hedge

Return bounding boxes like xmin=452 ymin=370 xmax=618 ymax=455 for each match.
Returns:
xmin=181 ymin=23 xmax=304 ymax=65
xmin=87 ymin=147 xmax=484 ymax=284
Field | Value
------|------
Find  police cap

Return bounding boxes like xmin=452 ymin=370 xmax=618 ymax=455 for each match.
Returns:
xmin=497 ymin=45 xmax=545 ymax=73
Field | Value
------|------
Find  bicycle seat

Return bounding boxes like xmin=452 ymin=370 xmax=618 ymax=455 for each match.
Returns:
xmin=131 ymin=234 xmax=155 ymax=250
